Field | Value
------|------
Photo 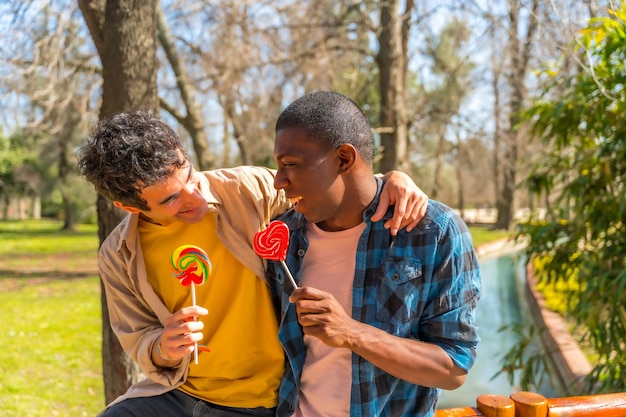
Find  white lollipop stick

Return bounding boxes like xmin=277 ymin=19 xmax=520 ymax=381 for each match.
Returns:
xmin=191 ymin=282 xmax=198 ymax=365
xmin=280 ymin=260 xmax=298 ymax=290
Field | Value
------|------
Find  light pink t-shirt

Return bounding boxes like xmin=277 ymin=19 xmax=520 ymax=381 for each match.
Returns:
xmin=294 ymin=222 xmax=366 ymax=417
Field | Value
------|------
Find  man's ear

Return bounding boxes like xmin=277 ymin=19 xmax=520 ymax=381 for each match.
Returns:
xmin=114 ymin=201 xmax=141 ymax=214
xmin=337 ymin=144 xmax=357 ymax=173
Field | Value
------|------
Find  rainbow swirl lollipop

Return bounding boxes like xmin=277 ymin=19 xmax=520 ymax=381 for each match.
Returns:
xmin=170 ymin=244 xmax=212 ymax=364
xmin=170 ymin=245 xmax=212 ymax=287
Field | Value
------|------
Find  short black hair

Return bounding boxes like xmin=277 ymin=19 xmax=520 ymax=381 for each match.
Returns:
xmin=275 ymin=91 xmax=374 ymax=164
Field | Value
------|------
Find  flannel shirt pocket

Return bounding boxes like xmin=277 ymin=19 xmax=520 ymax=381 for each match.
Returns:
xmin=375 ymin=257 xmax=424 ymax=332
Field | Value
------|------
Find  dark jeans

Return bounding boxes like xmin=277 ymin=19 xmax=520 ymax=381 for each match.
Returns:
xmin=100 ymin=389 xmax=276 ymax=417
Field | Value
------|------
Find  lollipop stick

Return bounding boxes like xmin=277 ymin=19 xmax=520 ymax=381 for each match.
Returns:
xmin=191 ymin=283 xmax=198 ymax=365
xmin=280 ymin=260 xmax=298 ymax=290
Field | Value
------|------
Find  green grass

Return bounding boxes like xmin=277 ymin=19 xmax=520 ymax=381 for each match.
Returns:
xmin=0 ymin=220 xmax=104 ymax=417
xmin=0 ymin=220 xmax=99 ymax=254
xmin=468 ymin=226 xmax=511 ymax=248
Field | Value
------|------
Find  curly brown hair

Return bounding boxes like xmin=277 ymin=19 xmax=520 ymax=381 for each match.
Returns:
xmin=77 ymin=109 xmax=188 ymax=211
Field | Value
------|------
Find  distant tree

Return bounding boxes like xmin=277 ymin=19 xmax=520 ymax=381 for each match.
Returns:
xmin=519 ymin=2 xmax=626 ymax=393
xmin=0 ymin=132 xmax=41 ymax=219
xmin=376 ymin=0 xmax=414 ymax=173
xmin=493 ymin=0 xmax=540 ymax=230
xmin=415 ymin=17 xmax=475 ymax=201
xmin=0 ymin=3 xmax=98 ymax=226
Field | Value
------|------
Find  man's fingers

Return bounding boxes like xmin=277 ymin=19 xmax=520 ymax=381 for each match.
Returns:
xmin=371 ymin=188 xmax=391 ymax=222
xmin=385 ymin=202 xmax=407 ymax=236
xmin=405 ymin=197 xmax=427 ymax=232
xmin=289 ymin=286 xmax=326 ymax=303
xmin=164 ymin=306 xmax=208 ymax=327
xmin=176 ymin=305 xmax=208 ymax=318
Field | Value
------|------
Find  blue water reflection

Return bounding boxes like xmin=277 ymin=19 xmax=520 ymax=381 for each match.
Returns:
xmin=438 ymin=253 xmax=561 ymax=408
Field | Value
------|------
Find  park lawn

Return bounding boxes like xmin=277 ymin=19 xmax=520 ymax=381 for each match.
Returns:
xmin=0 ymin=278 xmax=104 ymax=417
xmin=0 ymin=220 xmax=104 ymax=417
xmin=468 ymin=226 xmax=510 ymax=248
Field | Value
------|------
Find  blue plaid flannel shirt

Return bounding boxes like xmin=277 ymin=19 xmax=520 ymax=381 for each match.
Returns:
xmin=268 ymin=178 xmax=481 ymax=417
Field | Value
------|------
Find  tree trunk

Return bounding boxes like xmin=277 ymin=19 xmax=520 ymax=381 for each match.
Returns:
xmin=31 ymin=195 xmax=41 ymax=219
xmin=222 ymin=94 xmax=252 ymax=166
xmin=456 ymin=161 xmax=465 ymax=220
xmin=80 ymin=0 xmax=159 ymax=404
xmin=494 ymin=0 xmax=539 ymax=230
xmin=61 ymin=190 xmax=76 ymax=231
xmin=430 ymin=127 xmax=448 ymax=200
xmin=455 ymin=137 xmax=468 ymax=218
xmin=100 ymin=0 xmax=159 ymax=119
xmin=97 ymin=196 xmax=132 ymax=402
xmin=57 ymin=106 xmax=82 ymax=232
xmin=376 ymin=0 xmax=412 ymax=173
xmin=490 ymin=28 xmax=502 ymax=225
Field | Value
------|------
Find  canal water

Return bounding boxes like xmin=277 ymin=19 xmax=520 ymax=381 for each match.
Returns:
xmin=438 ymin=252 xmax=562 ymax=408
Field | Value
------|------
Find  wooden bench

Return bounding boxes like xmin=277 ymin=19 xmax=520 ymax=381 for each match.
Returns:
xmin=435 ymin=392 xmax=626 ymax=417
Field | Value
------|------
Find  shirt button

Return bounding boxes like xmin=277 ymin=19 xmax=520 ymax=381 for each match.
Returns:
xmin=392 ymin=273 xmax=400 ymax=281
xmin=289 ymin=404 xmax=295 ymax=411
xmin=297 ymin=249 xmax=305 ymax=257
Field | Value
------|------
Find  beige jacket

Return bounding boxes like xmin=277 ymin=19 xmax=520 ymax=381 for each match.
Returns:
xmin=97 ymin=166 xmax=290 ymax=413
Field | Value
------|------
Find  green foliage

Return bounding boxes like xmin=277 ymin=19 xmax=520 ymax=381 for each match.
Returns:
xmin=516 ymin=2 xmax=626 ymax=393
xmin=0 ymin=131 xmax=39 ymax=197
xmin=0 ymin=126 xmax=97 ymax=221
xmin=533 ymin=256 xmax=582 ymax=315
xmin=41 ymin=176 xmax=98 ymax=224
xmin=407 ymin=17 xmax=476 ymax=199
xmin=493 ymin=322 xmax=553 ymax=393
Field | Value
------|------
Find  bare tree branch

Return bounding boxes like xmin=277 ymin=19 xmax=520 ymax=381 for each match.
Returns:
xmin=156 ymin=2 xmax=214 ymax=169
xmin=78 ymin=0 xmax=105 ymax=58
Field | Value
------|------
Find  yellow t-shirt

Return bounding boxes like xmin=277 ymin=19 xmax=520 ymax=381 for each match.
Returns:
xmin=139 ymin=214 xmax=284 ymax=408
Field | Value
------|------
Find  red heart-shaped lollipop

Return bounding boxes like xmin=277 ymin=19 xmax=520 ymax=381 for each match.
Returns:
xmin=254 ymin=220 xmax=289 ymax=261
xmin=254 ymin=220 xmax=298 ymax=290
